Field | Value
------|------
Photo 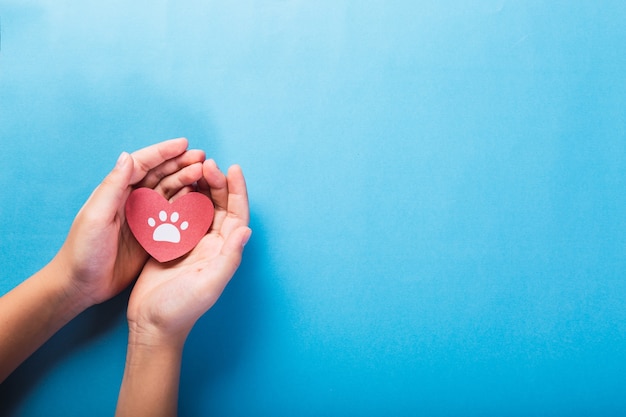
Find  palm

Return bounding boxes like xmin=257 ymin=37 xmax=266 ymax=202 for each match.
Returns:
xmin=128 ymin=234 xmax=227 ymax=335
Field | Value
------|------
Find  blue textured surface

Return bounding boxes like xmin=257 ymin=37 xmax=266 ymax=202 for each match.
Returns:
xmin=1 ymin=1 xmax=626 ymax=416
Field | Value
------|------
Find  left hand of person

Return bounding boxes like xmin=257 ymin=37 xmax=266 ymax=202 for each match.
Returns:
xmin=54 ymin=138 xmax=206 ymax=308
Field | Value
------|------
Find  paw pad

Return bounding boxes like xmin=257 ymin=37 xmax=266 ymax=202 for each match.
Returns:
xmin=148 ymin=210 xmax=189 ymax=243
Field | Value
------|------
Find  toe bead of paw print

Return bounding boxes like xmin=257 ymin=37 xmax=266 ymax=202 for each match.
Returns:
xmin=148 ymin=210 xmax=190 ymax=243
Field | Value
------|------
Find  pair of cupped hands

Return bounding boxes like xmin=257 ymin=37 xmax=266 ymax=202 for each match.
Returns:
xmin=53 ymin=138 xmax=250 ymax=347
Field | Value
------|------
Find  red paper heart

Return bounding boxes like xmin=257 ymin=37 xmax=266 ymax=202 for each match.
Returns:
xmin=125 ymin=188 xmax=214 ymax=262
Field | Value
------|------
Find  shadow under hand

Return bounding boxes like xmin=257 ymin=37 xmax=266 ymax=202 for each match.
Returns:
xmin=1 ymin=75 xmax=223 ymax=417
xmin=0 ymin=288 xmax=130 ymax=417
xmin=179 ymin=214 xmax=267 ymax=415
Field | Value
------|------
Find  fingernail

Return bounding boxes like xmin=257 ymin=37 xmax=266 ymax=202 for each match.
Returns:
xmin=242 ymin=228 xmax=252 ymax=248
xmin=115 ymin=152 xmax=130 ymax=169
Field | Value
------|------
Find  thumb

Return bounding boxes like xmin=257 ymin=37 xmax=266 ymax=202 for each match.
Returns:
xmin=83 ymin=152 xmax=134 ymax=222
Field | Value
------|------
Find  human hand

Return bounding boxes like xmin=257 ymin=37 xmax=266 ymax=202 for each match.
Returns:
xmin=125 ymin=160 xmax=251 ymax=347
xmin=54 ymin=138 xmax=206 ymax=309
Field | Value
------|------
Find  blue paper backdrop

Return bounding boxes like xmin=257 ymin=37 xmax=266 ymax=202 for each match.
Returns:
xmin=1 ymin=1 xmax=626 ymax=416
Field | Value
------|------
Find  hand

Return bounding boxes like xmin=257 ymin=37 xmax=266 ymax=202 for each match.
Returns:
xmin=126 ymin=160 xmax=251 ymax=346
xmin=54 ymin=138 xmax=206 ymax=308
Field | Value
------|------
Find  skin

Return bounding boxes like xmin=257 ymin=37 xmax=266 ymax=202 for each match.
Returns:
xmin=116 ymin=162 xmax=250 ymax=417
xmin=0 ymin=138 xmax=250 ymax=416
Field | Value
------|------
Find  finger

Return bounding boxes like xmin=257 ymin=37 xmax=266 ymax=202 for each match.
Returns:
xmin=195 ymin=226 xmax=252 ymax=304
xmin=153 ymin=162 xmax=204 ymax=200
xmin=129 ymin=137 xmax=189 ymax=185
xmin=218 ymin=165 xmax=250 ymax=238
xmin=136 ymin=149 xmax=206 ymax=190
xmin=200 ymin=159 xmax=228 ymax=207
xmin=196 ymin=161 xmax=211 ymax=193
xmin=221 ymin=225 xmax=252 ymax=258
xmin=201 ymin=159 xmax=229 ymax=231
xmin=169 ymin=185 xmax=196 ymax=202
xmin=82 ymin=152 xmax=134 ymax=223
xmin=225 ymin=165 xmax=250 ymax=224
xmin=215 ymin=226 xmax=252 ymax=279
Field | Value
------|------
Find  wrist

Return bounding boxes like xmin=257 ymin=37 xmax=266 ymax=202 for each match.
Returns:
xmin=125 ymin=332 xmax=184 ymax=370
xmin=49 ymin=245 xmax=102 ymax=310
xmin=127 ymin=320 xmax=189 ymax=352
xmin=39 ymin=256 xmax=93 ymax=320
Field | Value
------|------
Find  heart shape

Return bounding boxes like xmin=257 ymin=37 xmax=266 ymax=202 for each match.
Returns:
xmin=125 ymin=188 xmax=215 ymax=262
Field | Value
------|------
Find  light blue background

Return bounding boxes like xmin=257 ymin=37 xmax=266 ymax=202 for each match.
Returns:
xmin=1 ymin=1 xmax=626 ymax=416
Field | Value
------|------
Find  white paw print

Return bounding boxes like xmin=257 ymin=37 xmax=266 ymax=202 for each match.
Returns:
xmin=148 ymin=210 xmax=189 ymax=243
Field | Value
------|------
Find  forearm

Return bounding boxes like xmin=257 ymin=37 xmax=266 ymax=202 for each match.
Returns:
xmin=115 ymin=331 xmax=184 ymax=417
xmin=0 ymin=259 xmax=89 ymax=382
